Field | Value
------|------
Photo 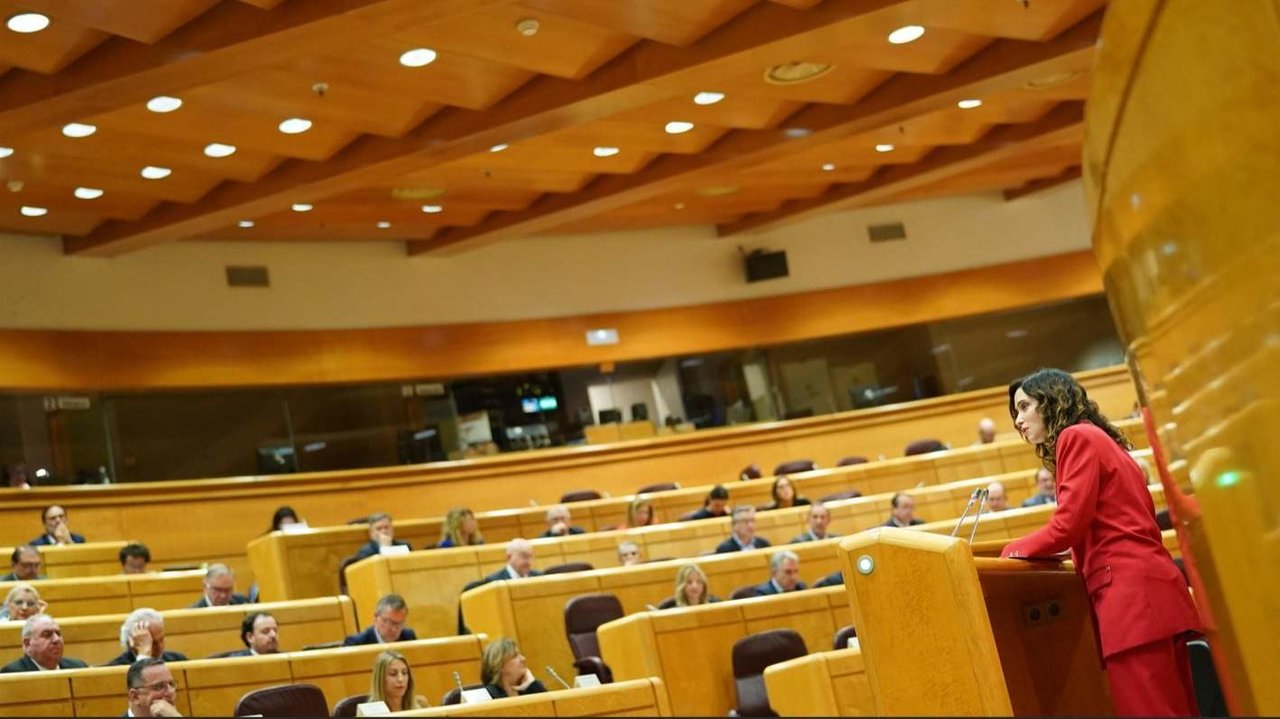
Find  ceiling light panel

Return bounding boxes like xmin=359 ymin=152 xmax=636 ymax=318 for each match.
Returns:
xmin=147 ymin=96 xmax=183 ymax=113
xmin=6 ymin=12 xmax=50 ymax=33
xmin=278 ymin=118 xmax=313 ymax=135
xmin=62 ymin=123 xmax=97 ymax=138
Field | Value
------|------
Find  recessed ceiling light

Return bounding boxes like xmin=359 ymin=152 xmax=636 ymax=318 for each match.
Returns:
xmin=73 ymin=187 xmax=104 ymax=200
xmin=765 ymin=61 xmax=834 ymax=85
xmin=377 ymin=221 xmax=392 ymax=229
xmin=238 ymin=220 xmax=255 ymax=228
xmin=821 ymin=163 xmax=836 ymax=171
xmin=592 ymin=146 xmax=620 ymax=158
xmin=515 ymin=17 xmax=540 ymax=37
xmin=421 ymin=204 xmax=443 ymax=214
xmin=62 ymin=123 xmax=97 ymax=138
xmin=957 ymin=98 xmax=983 ymax=109
xmin=693 ymin=91 xmax=725 ymax=106
xmin=489 ymin=143 xmax=509 ymax=153
xmin=6 ymin=12 xmax=50 ymax=33
xmin=291 ymin=203 xmax=313 ymax=212
xmin=664 ymin=121 xmax=695 ymax=135
xmin=887 ymin=25 xmax=925 ymax=45
xmin=875 ymin=143 xmax=895 ymax=153
xmin=674 ymin=202 xmax=686 ymax=210
xmin=140 ymin=166 xmax=172 ymax=179
xmin=0 ymin=147 xmax=12 ymax=159
xmin=19 ymin=206 xmax=47 ymax=217
xmin=399 ymin=48 xmax=437 ymax=68
xmin=204 ymin=142 xmax=237 ymax=158
xmin=278 ymin=118 xmax=313 ymax=135
xmin=783 ymin=127 xmax=811 ymax=139
xmin=146 ymin=96 xmax=183 ymax=113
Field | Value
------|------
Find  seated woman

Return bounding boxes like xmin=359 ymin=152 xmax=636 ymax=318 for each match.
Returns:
xmin=436 ymin=507 xmax=484 ymax=548
xmin=0 ymin=583 xmax=46 ymax=621
xmin=481 ymin=637 xmax=548 ymax=699
xmin=619 ymin=497 xmax=656 ymax=530
xmin=369 ymin=649 xmax=429 ymax=710
xmin=671 ymin=563 xmax=720 ymax=607
xmin=763 ymin=475 xmax=810 ymax=511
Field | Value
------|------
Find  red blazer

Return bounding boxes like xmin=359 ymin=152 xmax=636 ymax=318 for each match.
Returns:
xmin=1002 ymin=423 xmax=1200 ymax=658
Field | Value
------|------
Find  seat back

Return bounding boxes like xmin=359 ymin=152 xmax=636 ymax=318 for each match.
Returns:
xmin=730 ymin=584 xmax=761 ymax=600
xmin=332 ymin=693 xmax=369 ymax=718
xmin=904 ymin=439 xmax=947 ymax=456
xmin=1155 ymin=507 xmax=1173 ymax=530
xmin=836 ymin=456 xmax=869 ymax=467
xmin=1187 ymin=639 xmax=1227 ymax=717
xmin=338 ymin=555 xmax=361 ymax=596
xmin=544 ymin=561 xmax=593 ymax=575
xmin=832 ymin=625 xmax=857 ymax=651
xmin=441 ymin=683 xmax=486 ymax=706
xmin=731 ymin=629 xmax=808 ymax=717
xmin=564 ymin=594 xmax=624 ymax=661
xmin=814 ymin=571 xmax=844 ymax=589
xmin=234 ymin=683 xmax=329 ymax=717
xmin=655 ymin=596 xmax=677 ymax=610
xmin=819 ymin=489 xmax=862 ymax=503
xmin=739 ymin=464 xmax=762 ymax=481
xmin=636 ymin=482 xmax=680 ymax=494
xmin=560 ymin=489 xmax=602 ymax=503
xmin=773 ymin=459 xmax=816 ymax=475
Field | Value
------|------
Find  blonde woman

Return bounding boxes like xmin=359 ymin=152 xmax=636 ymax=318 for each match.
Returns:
xmin=621 ymin=497 xmax=656 ymax=529
xmin=672 ymin=563 xmax=719 ymax=607
xmin=369 ymin=650 xmax=429 ymax=710
xmin=436 ymin=507 xmax=484 ymax=548
xmin=481 ymin=637 xmax=547 ymax=699
xmin=0 ymin=584 xmax=46 ymax=621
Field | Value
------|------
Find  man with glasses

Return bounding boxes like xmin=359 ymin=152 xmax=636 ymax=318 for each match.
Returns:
xmin=189 ymin=564 xmax=251 ymax=608
xmin=125 ymin=657 xmax=183 ymax=717
xmin=343 ymin=593 xmax=417 ymax=645
xmin=30 ymin=505 xmax=86 ymax=546
xmin=1 ymin=614 xmax=89 ymax=672
xmin=2 ymin=546 xmax=43 ymax=581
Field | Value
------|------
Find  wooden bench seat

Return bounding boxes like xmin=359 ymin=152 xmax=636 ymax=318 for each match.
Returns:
xmin=399 ymin=677 xmax=671 ymax=717
xmin=0 ymin=541 xmax=128 ymax=579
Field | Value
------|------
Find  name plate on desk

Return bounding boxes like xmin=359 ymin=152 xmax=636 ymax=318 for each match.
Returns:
xmin=461 ymin=688 xmax=493 ymax=704
xmin=573 ymin=673 xmax=602 ymax=688
xmin=280 ymin=521 xmax=311 ymax=535
xmin=355 ymin=700 xmax=390 ymax=716
xmin=379 ymin=544 xmax=410 ymax=556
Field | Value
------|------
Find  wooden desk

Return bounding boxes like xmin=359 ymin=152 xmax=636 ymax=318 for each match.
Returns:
xmin=763 ymin=648 xmax=875 ymax=717
xmin=0 ymin=569 xmax=205 ymax=618
xmin=397 ymin=677 xmax=671 ymax=717
xmin=0 ymin=541 xmax=127 ymax=578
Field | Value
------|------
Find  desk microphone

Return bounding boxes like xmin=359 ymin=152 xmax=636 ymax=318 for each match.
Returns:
xmin=452 ymin=671 xmax=465 ymax=694
xmin=545 ymin=665 xmax=573 ymax=690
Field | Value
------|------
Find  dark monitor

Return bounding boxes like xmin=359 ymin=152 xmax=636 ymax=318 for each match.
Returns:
xmin=745 ymin=250 xmax=789 ymax=283
xmin=599 ymin=409 xmax=623 ymax=424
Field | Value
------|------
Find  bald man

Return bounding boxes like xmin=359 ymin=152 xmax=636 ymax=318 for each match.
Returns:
xmin=975 ymin=418 xmax=998 ymax=445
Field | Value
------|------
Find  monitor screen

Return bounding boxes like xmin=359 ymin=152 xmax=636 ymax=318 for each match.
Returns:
xmin=537 ymin=396 xmax=558 ymax=411
xmin=521 ymin=397 xmax=540 ymax=413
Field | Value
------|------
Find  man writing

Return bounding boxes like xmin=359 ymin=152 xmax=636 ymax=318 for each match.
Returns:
xmin=343 ymin=594 xmax=418 ymax=645
xmin=189 ymin=565 xmax=251 ymax=608
xmin=354 ymin=513 xmax=413 ymax=560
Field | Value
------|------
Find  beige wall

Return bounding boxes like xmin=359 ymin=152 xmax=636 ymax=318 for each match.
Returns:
xmin=0 ymin=183 xmax=1088 ymax=331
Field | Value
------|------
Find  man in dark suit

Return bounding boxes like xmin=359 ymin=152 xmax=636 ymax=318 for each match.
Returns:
xmin=343 ymin=594 xmax=418 ymax=646
xmin=353 ymin=512 xmax=413 ymax=560
xmin=790 ymin=502 xmax=839 ymax=543
xmin=1 ymin=546 xmax=43 ymax=582
xmin=1021 ymin=468 xmax=1057 ymax=507
xmin=685 ymin=484 xmax=730 ymax=521
xmin=458 ymin=539 xmax=545 ymax=634
xmin=189 ymin=564 xmax=252 ymax=608
xmin=538 ymin=504 xmax=586 ymax=538
xmin=752 ymin=550 xmax=807 ymax=596
xmin=1 ymin=614 xmax=89 ymax=673
xmin=125 ymin=657 xmax=183 ymax=717
xmin=883 ymin=492 xmax=926 ymax=528
xmin=715 ymin=506 xmax=772 ymax=553
xmin=103 ymin=608 xmax=188 ymax=666
xmin=222 ymin=612 xmax=280 ymax=657
xmin=29 ymin=505 xmax=87 ymax=546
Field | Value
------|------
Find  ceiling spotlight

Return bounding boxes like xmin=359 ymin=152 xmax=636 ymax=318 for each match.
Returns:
xmin=489 ymin=143 xmax=509 ymax=153
xmin=291 ymin=203 xmax=313 ymax=212
xmin=693 ymin=91 xmax=725 ymax=106
xmin=377 ymin=221 xmax=392 ymax=229
xmin=0 ymin=146 xmax=13 ymax=159
xmin=238 ymin=220 xmax=255 ymax=228
xmin=73 ymin=187 xmax=104 ymax=200
xmin=421 ymin=204 xmax=443 ymax=214
xmin=146 ymin=96 xmax=183 ymax=113
xmin=62 ymin=122 xmax=97 ymax=138
xmin=6 ymin=12 xmax=50 ymax=33
xmin=140 ymin=166 xmax=172 ymax=179
xmin=665 ymin=121 xmax=694 ymax=135
xmin=765 ymin=61 xmax=834 ymax=85
xmin=19 ymin=206 xmax=47 ymax=217
xmin=515 ymin=17 xmax=540 ymax=37
xmin=399 ymin=48 xmax=437 ymax=68
xmin=887 ymin=25 xmax=925 ymax=45
xmin=592 ymin=146 xmax=620 ymax=157
xmin=278 ymin=118 xmax=313 ymax=135
xmin=203 ymin=142 xmax=237 ymax=158
xmin=957 ymin=98 xmax=983 ymax=109
xmin=821 ymin=163 xmax=836 ymax=171
xmin=875 ymin=143 xmax=895 ymax=153
xmin=783 ymin=127 xmax=811 ymax=139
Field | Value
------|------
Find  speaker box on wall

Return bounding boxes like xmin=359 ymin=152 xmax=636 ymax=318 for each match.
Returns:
xmin=745 ymin=250 xmax=789 ymax=283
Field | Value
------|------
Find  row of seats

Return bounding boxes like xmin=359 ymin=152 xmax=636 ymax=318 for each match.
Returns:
xmin=0 ymin=569 xmax=204 ymax=618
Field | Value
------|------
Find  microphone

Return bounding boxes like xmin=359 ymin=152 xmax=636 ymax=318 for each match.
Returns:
xmin=545 ymin=665 xmax=572 ymax=690
xmin=453 ymin=671 xmax=465 ymax=693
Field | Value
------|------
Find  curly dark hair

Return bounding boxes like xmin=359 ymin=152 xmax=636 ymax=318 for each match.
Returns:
xmin=1008 ymin=368 xmax=1130 ymax=472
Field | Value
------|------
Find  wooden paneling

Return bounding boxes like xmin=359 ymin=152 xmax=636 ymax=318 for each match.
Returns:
xmin=0 ymin=569 xmax=205 ymax=618
xmin=0 ymin=541 xmax=126 ymax=578
xmin=764 ymin=648 xmax=875 ymax=716
xmin=399 ymin=678 xmax=672 ymax=717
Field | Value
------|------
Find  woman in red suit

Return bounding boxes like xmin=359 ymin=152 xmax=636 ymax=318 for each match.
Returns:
xmin=1001 ymin=368 xmax=1201 ymax=717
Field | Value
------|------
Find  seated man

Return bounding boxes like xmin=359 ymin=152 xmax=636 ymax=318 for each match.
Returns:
xmin=484 ymin=538 xmax=543 ymax=582
xmin=104 ymin=608 xmax=189 ymax=666
xmin=1022 ymin=468 xmax=1057 ymax=506
xmin=29 ymin=505 xmax=86 ymax=546
xmin=686 ymin=484 xmax=730 ymax=520
xmin=883 ymin=492 xmax=926 ymax=528
xmin=2 ymin=546 xmax=43 ymax=581
xmin=790 ymin=502 xmax=839 ymax=543
xmin=984 ymin=481 xmax=1009 ymax=512
xmin=1 ymin=614 xmax=89 ymax=672
xmin=754 ymin=550 xmax=806 ymax=595
xmin=353 ymin=512 xmax=413 ymax=560
xmin=539 ymin=504 xmax=586 ymax=538
xmin=715 ymin=506 xmax=771 ymax=553
xmin=224 ymin=612 xmax=280 ymax=657
xmin=616 ymin=541 xmax=644 ymax=566
xmin=125 ymin=657 xmax=184 ymax=717
xmin=119 ymin=543 xmax=151 ymax=574
xmin=974 ymin=417 xmax=998 ymax=445
xmin=344 ymin=594 xmax=417 ymax=645
xmin=189 ymin=564 xmax=252 ymax=608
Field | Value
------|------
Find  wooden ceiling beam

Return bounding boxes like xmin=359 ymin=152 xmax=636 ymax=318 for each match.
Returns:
xmin=61 ymin=0 xmax=908 ymax=257
xmin=408 ymin=11 xmax=1102 ymax=256
xmin=1002 ymin=165 xmax=1083 ymax=201
xmin=0 ymin=0 xmax=509 ymax=139
xmin=715 ymin=100 xmax=1086 ymax=236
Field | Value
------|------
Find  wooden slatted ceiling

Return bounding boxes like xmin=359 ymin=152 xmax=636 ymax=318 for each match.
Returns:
xmin=0 ymin=0 xmax=1108 ymax=253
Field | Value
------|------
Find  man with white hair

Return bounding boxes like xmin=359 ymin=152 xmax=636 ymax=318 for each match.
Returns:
xmin=714 ymin=506 xmax=772 ymax=553
xmin=105 ymin=608 xmax=188 ymax=666
xmin=752 ymin=550 xmax=807 ymax=595
xmin=975 ymin=418 xmax=999 ymax=445
xmin=984 ymin=482 xmax=1009 ymax=513
xmin=189 ymin=564 xmax=251 ymax=608
xmin=484 ymin=539 xmax=544 ymax=582
xmin=1 ymin=614 xmax=89 ymax=672
xmin=539 ymin=505 xmax=586 ymax=537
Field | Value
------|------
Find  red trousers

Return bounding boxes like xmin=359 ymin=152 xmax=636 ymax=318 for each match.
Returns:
xmin=1105 ymin=636 xmax=1199 ymax=716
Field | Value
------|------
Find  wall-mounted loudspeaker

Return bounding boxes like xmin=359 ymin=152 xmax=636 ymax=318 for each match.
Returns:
xmin=744 ymin=250 xmax=789 ymax=283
